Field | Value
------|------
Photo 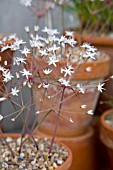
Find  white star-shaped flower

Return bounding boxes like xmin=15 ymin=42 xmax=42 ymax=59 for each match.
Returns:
xmin=81 ymin=42 xmax=91 ymax=49
xmin=42 ymin=27 xmax=50 ymax=33
xmin=47 ymin=35 xmax=57 ymax=43
xmin=39 ymin=49 xmax=48 ymax=56
xmin=97 ymin=82 xmax=105 ymax=93
xmin=15 ymin=38 xmax=26 ymax=46
xmin=29 ymin=39 xmax=42 ymax=48
xmin=10 ymin=39 xmax=26 ymax=51
xmin=3 ymin=70 xmax=14 ymax=83
xmin=83 ymin=51 xmax=96 ymax=60
xmin=11 ymin=87 xmax=20 ymax=96
xmin=1 ymin=45 xmax=10 ymax=52
xmin=8 ymin=33 xmax=17 ymax=40
xmin=59 ymin=78 xmax=70 ymax=87
xmin=65 ymin=31 xmax=74 ymax=37
xmin=42 ymin=27 xmax=59 ymax=36
xmin=77 ymin=84 xmax=85 ymax=94
xmin=47 ymin=44 xmax=60 ymax=53
xmin=87 ymin=46 xmax=97 ymax=53
xmin=20 ymin=46 xmax=31 ymax=56
xmin=20 ymin=0 xmax=32 ymax=7
xmin=20 ymin=68 xmax=32 ymax=79
xmin=43 ymin=69 xmax=52 ymax=75
xmin=48 ymin=56 xmax=59 ymax=67
xmin=39 ymin=37 xmax=48 ymax=44
xmin=57 ymin=35 xmax=66 ymax=46
xmin=61 ymin=65 xmax=74 ymax=77
xmin=65 ymin=37 xmax=77 ymax=47
xmin=81 ymin=42 xmax=97 ymax=53
xmin=15 ymin=56 xmax=26 ymax=65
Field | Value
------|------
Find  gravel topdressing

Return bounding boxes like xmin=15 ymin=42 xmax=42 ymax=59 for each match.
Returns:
xmin=0 ymin=136 xmax=68 ymax=170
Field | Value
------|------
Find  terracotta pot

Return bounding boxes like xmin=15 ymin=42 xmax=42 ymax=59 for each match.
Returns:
xmin=95 ymin=45 xmax=113 ymax=114
xmin=0 ymin=35 xmax=14 ymax=69
xmin=0 ymin=133 xmax=72 ymax=170
xmin=74 ymin=33 xmax=113 ymax=114
xmin=31 ymin=54 xmax=110 ymax=137
xmin=91 ymin=116 xmax=109 ymax=169
xmin=0 ymin=36 xmax=14 ymax=132
xmin=100 ymin=109 xmax=113 ymax=170
xmin=74 ymin=33 xmax=113 ymax=74
xmin=0 ymin=37 xmax=14 ymax=92
xmin=74 ymin=33 xmax=113 ymax=46
xmin=36 ymin=126 xmax=98 ymax=170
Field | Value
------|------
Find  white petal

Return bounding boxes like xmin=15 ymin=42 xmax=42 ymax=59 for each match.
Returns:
xmin=11 ymin=118 xmax=15 ymax=121
xmin=87 ymin=110 xmax=94 ymax=115
xmin=0 ymin=97 xmax=6 ymax=102
xmin=81 ymin=105 xmax=87 ymax=109
xmin=0 ymin=115 xmax=3 ymax=121
xmin=35 ymin=111 xmax=40 ymax=114
xmin=69 ymin=118 xmax=74 ymax=123
xmin=110 ymin=75 xmax=113 ymax=79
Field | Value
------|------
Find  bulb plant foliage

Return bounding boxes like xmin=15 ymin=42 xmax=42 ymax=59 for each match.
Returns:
xmin=67 ymin=0 xmax=113 ymax=35
xmin=0 ymin=26 xmax=111 ymax=160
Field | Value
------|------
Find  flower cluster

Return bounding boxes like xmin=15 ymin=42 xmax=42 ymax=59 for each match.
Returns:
xmin=0 ymin=27 xmax=109 ymax=123
xmin=0 ymin=27 xmax=111 ymax=161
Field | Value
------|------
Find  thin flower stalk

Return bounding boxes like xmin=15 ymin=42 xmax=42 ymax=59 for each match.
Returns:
xmin=0 ymin=129 xmax=14 ymax=158
xmin=49 ymin=87 xmax=65 ymax=154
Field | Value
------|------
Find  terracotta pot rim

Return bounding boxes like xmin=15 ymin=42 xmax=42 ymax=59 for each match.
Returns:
xmin=0 ymin=133 xmax=72 ymax=170
xmin=38 ymin=127 xmax=94 ymax=142
xmin=100 ymin=109 xmax=113 ymax=133
xmin=28 ymin=53 xmax=110 ymax=79
xmin=100 ymin=109 xmax=113 ymax=149
xmin=74 ymin=33 xmax=113 ymax=46
xmin=0 ymin=34 xmax=15 ymax=48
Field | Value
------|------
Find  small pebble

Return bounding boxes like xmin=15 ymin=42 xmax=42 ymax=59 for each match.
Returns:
xmin=57 ymin=159 xmax=64 ymax=165
xmin=43 ymin=152 xmax=49 ymax=160
xmin=31 ymin=160 xmax=36 ymax=166
xmin=53 ymin=162 xmax=58 ymax=168
xmin=5 ymin=157 xmax=9 ymax=161
xmin=39 ymin=143 xmax=44 ymax=151
xmin=17 ymin=137 xmax=21 ymax=145
xmin=19 ymin=153 xmax=25 ymax=159
xmin=49 ymin=166 xmax=54 ymax=170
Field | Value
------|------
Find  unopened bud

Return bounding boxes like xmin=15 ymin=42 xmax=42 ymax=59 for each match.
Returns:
xmin=4 ymin=61 xmax=7 ymax=66
xmin=34 ymin=25 xmax=39 ymax=32
xmin=25 ymin=26 xmax=29 ymax=33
